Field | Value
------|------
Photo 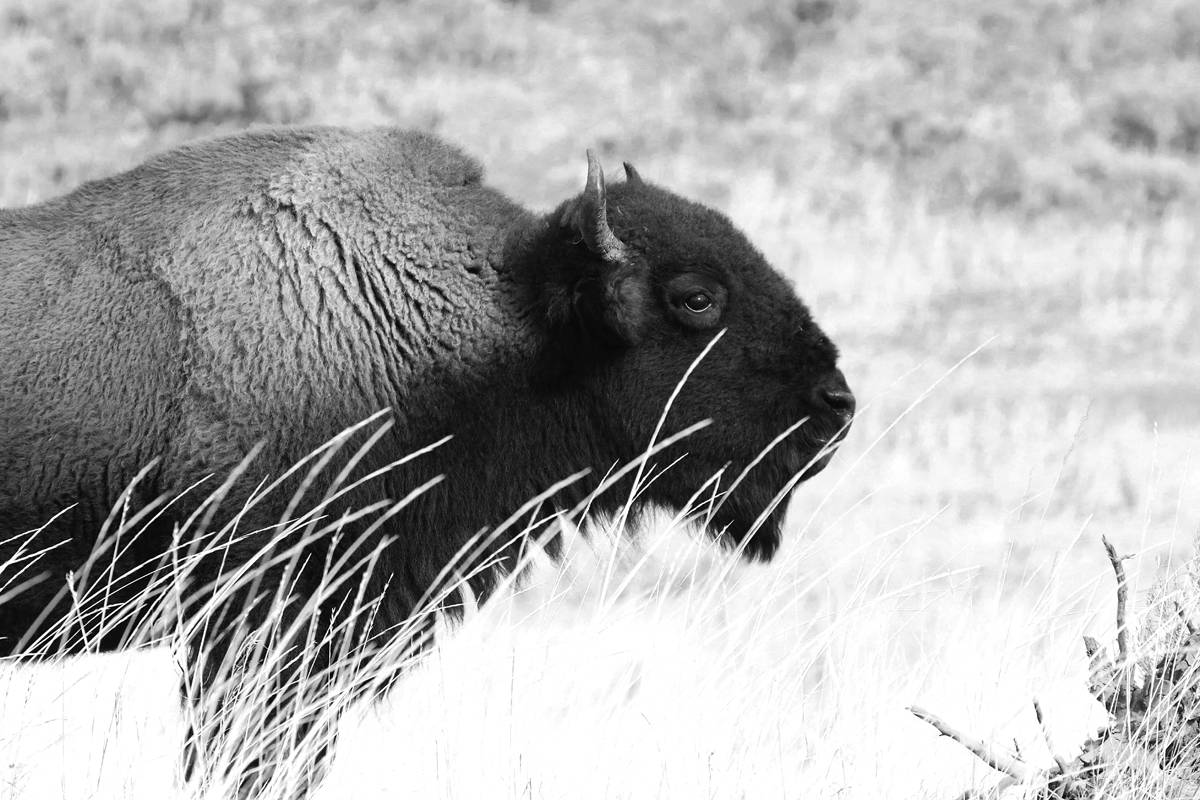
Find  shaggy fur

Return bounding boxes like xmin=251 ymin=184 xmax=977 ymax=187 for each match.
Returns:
xmin=0 ymin=126 xmax=852 ymax=791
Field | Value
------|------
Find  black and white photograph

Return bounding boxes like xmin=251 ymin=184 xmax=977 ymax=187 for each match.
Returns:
xmin=2 ymin=1 xmax=1198 ymax=798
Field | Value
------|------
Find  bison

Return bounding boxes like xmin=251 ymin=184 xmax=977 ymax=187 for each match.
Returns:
xmin=0 ymin=126 xmax=853 ymax=794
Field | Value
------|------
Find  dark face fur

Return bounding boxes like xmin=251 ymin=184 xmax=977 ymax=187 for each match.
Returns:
xmin=541 ymin=154 xmax=853 ymax=560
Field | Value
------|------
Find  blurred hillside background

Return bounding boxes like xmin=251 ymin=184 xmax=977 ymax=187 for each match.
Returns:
xmin=1 ymin=0 xmax=1199 ymax=798
xmin=5 ymin=0 xmax=1200 ymax=213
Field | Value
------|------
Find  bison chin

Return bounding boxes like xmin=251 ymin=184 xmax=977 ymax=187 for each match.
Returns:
xmin=701 ymin=429 xmax=848 ymax=562
xmin=709 ymin=504 xmax=785 ymax=562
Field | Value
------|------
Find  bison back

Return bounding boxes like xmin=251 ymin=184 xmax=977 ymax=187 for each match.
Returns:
xmin=0 ymin=127 xmax=526 ymax=655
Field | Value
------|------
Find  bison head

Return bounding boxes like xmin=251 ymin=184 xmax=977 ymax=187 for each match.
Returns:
xmin=536 ymin=152 xmax=853 ymax=560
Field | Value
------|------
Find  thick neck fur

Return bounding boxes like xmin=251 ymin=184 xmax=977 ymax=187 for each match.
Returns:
xmin=362 ymin=214 xmax=635 ymax=623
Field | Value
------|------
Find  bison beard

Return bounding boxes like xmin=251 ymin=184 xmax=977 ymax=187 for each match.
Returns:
xmin=0 ymin=127 xmax=853 ymax=797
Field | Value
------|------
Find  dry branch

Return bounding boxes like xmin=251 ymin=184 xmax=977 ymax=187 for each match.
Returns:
xmin=1101 ymin=534 xmax=1129 ymax=664
xmin=918 ymin=536 xmax=1200 ymax=799
xmin=908 ymin=705 xmax=1043 ymax=784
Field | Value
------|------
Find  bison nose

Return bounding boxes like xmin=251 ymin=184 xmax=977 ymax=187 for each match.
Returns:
xmin=813 ymin=371 xmax=855 ymax=421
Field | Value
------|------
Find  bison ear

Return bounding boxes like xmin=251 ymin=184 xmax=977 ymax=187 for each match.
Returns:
xmin=554 ymin=150 xmax=650 ymax=346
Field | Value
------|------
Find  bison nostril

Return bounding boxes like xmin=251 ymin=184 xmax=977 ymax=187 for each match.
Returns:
xmin=816 ymin=385 xmax=856 ymax=419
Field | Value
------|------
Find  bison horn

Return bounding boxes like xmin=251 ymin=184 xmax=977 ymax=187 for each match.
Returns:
xmin=577 ymin=149 xmax=629 ymax=263
xmin=623 ymin=161 xmax=644 ymax=185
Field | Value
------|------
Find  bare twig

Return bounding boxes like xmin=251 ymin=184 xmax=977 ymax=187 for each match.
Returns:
xmin=1101 ymin=534 xmax=1129 ymax=663
xmin=908 ymin=705 xmax=1042 ymax=783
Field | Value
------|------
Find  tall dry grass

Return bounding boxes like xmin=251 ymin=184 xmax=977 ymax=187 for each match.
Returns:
xmin=2 ymin=336 xmax=1193 ymax=799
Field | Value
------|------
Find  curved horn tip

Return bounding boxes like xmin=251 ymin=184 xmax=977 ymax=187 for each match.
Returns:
xmin=585 ymin=149 xmax=605 ymax=193
xmin=623 ymin=161 xmax=644 ymax=185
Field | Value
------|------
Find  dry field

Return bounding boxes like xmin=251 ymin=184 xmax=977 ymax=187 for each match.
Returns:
xmin=2 ymin=0 xmax=1198 ymax=798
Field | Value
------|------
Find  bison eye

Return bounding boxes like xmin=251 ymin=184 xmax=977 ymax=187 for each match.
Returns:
xmin=682 ymin=292 xmax=713 ymax=313
xmin=664 ymin=276 xmax=725 ymax=329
